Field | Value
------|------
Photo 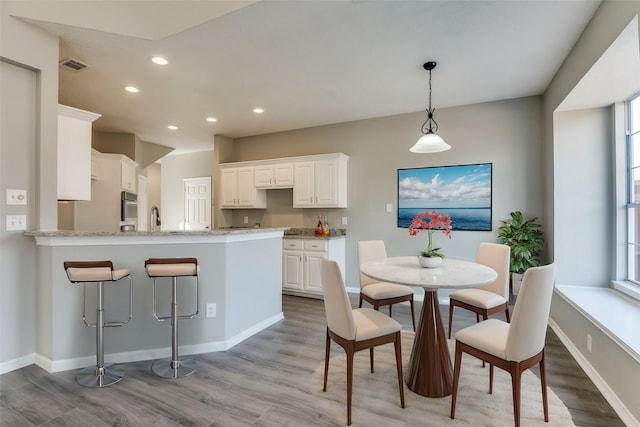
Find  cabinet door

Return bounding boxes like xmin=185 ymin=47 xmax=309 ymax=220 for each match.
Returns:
xmin=254 ymin=165 xmax=273 ymax=188
xmin=236 ymin=167 xmax=256 ymax=206
xmin=293 ymin=161 xmax=314 ymax=207
xmin=314 ymin=159 xmax=338 ymax=206
xmin=220 ymin=168 xmax=238 ymax=207
xmin=283 ymin=251 xmax=304 ymax=290
xmin=273 ymin=163 xmax=294 ymax=187
xmin=305 ymin=251 xmax=328 ymax=293
xmin=120 ymin=160 xmax=136 ymax=192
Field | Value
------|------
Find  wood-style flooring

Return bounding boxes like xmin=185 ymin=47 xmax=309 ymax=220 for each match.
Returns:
xmin=0 ymin=295 xmax=625 ymax=426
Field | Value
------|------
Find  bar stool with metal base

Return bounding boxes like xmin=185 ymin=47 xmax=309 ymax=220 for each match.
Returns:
xmin=145 ymin=257 xmax=199 ymax=378
xmin=63 ymin=260 xmax=133 ymax=388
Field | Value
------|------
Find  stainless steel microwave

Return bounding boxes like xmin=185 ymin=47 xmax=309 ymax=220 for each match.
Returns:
xmin=121 ymin=191 xmax=137 ymax=223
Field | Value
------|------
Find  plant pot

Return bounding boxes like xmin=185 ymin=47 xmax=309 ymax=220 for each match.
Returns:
xmin=419 ymin=256 xmax=442 ymax=268
xmin=511 ymin=272 xmax=524 ymax=296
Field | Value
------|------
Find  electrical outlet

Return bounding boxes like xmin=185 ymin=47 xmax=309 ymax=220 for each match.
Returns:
xmin=342 ymin=216 xmax=348 ymax=225
xmin=6 ymin=215 xmax=27 ymax=231
xmin=386 ymin=203 xmax=393 ymax=213
xmin=206 ymin=303 xmax=216 ymax=318
xmin=587 ymin=333 xmax=592 ymax=353
xmin=243 ymin=216 xmax=249 ymax=224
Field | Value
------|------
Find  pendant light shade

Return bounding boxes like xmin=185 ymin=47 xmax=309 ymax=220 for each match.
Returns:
xmin=411 ymin=61 xmax=450 ymax=153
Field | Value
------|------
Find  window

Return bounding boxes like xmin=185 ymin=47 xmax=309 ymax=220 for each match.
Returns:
xmin=626 ymin=94 xmax=640 ymax=283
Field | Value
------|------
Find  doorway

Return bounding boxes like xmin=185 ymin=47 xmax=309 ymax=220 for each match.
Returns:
xmin=183 ymin=177 xmax=211 ymax=230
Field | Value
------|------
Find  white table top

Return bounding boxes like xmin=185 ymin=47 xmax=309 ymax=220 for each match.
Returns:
xmin=360 ymin=256 xmax=497 ymax=290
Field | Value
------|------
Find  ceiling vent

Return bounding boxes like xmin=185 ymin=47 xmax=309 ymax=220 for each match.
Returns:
xmin=59 ymin=57 xmax=89 ymax=72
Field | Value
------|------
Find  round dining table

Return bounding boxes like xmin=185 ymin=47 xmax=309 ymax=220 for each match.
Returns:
xmin=360 ymin=256 xmax=497 ymax=398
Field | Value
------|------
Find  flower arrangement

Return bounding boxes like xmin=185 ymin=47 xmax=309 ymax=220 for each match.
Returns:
xmin=408 ymin=209 xmax=452 ymax=258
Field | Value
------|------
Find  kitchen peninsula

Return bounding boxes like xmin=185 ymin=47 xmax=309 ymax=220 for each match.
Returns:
xmin=27 ymin=228 xmax=285 ymax=373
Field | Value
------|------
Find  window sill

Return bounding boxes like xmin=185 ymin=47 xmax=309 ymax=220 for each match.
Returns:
xmin=612 ymin=280 xmax=640 ymax=302
xmin=555 ymin=284 xmax=640 ymax=362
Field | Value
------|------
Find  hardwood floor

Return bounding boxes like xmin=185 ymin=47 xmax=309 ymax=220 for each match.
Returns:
xmin=0 ymin=295 xmax=625 ymax=426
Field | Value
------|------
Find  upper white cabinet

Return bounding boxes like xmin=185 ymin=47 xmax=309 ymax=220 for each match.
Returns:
xmin=120 ymin=156 xmax=137 ymax=192
xmin=293 ymin=154 xmax=348 ymax=208
xmin=220 ymin=166 xmax=266 ymax=208
xmin=57 ymin=104 xmax=101 ymax=200
xmin=254 ymin=163 xmax=294 ymax=189
xmin=220 ymin=153 xmax=348 ymax=209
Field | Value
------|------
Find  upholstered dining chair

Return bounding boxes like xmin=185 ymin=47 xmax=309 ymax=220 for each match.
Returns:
xmin=448 ymin=242 xmax=511 ymax=339
xmin=357 ymin=240 xmax=416 ymax=331
xmin=320 ymin=260 xmax=405 ymax=426
xmin=450 ymin=263 xmax=556 ymax=427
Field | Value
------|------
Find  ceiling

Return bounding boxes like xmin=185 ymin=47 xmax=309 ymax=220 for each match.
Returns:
xmin=6 ymin=0 xmax=606 ymax=154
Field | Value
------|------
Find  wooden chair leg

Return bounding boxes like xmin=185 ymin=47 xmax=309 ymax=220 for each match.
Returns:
xmin=389 ymin=304 xmax=392 ymax=317
xmin=540 ymin=351 xmax=549 ymax=422
xmin=409 ymin=298 xmax=416 ymax=331
xmin=393 ymin=332 xmax=405 ymax=408
xmin=505 ymin=307 xmax=511 ymax=322
xmin=323 ymin=328 xmax=331 ymax=392
xmin=369 ymin=347 xmax=374 ymax=373
xmin=358 ymin=295 xmax=363 ymax=308
xmin=450 ymin=343 xmax=463 ymax=419
xmin=448 ymin=302 xmax=454 ymax=339
xmin=510 ymin=362 xmax=522 ymax=427
xmin=346 ymin=346 xmax=354 ymax=426
xmin=489 ymin=364 xmax=494 ymax=394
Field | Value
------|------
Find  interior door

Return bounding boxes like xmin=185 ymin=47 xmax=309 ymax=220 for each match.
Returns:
xmin=184 ymin=177 xmax=211 ymax=230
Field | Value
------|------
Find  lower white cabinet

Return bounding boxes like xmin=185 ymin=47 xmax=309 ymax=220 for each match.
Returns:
xmin=282 ymin=237 xmax=345 ymax=297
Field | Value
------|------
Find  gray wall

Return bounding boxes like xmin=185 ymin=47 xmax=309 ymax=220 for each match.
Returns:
xmin=542 ymin=2 xmax=640 ymax=423
xmin=0 ymin=11 xmax=59 ymax=370
xmin=224 ymin=96 xmax=544 ymax=289
xmin=160 ymin=150 xmax=215 ymax=230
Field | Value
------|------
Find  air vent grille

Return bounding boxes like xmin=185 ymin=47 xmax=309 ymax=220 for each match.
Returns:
xmin=59 ymin=58 xmax=88 ymax=71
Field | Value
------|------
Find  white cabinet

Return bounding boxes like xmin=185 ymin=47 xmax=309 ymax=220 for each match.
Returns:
xmin=120 ymin=156 xmax=137 ymax=192
xmin=220 ymin=166 xmax=266 ymax=208
xmin=57 ymin=104 xmax=101 ymax=200
xmin=293 ymin=154 xmax=348 ymax=208
xmin=282 ymin=237 xmax=346 ymax=297
xmin=254 ymin=163 xmax=294 ymax=188
xmin=91 ymin=149 xmax=99 ymax=180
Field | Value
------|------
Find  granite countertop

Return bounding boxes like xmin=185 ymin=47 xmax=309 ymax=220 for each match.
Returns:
xmin=25 ymin=227 xmax=289 ymax=237
xmin=283 ymin=228 xmax=346 ymax=240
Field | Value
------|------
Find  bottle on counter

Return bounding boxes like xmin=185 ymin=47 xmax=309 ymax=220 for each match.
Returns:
xmin=323 ymin=215 xmax=329 ymax=236
xmin=315 ymin=216 xmax=323 ymax=235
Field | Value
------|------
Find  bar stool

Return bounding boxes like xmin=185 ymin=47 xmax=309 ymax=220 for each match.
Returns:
xmin=63 ymin=260 xmax=132 ymax=388
xmin=145 ymin=257 xmax=199 ymax=378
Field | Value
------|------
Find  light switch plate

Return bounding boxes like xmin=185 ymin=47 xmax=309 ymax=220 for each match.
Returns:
xmin=341 ymin=216 xmax=348 ymax=225
xmin=6 ymin=215 xmax=27 ymax=231
xmin=7 ymin=189 xmax=27 ymax=205
xmin=386 ymin=203 xmax=393 ymax=213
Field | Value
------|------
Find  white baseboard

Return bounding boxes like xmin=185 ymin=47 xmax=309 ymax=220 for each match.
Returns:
xmin=548 ymin=318 xmax=638 ymax=427
xmin=0 ymin=353 xmax=35 ymax=375
xmin=6 ymin=312 xmax=284 ymax=375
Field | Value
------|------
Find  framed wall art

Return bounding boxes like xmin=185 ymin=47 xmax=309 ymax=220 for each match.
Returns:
xmin=397 ymin=163 xmax=492 ymax=231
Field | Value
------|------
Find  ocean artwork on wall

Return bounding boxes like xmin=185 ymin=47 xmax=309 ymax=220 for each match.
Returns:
xmin=397 ymin=163 xmax=492 ymax=231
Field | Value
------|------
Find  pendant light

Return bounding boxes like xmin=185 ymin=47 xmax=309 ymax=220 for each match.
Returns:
xmin=410 ymin=61 xmax=451 ymax=153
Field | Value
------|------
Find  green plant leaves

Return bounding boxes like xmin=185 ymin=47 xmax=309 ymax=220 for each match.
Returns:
xmin=498 ymin=210 xmax=543 ymax=274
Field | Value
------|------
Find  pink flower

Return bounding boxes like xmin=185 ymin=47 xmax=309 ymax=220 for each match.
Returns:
xmin=408 ymin=209 xmax=452 ymax=258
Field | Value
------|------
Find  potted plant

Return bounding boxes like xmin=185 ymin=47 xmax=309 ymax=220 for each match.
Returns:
xmin=408 ymin=209 xmax=452 ymax=268
xmin=497 ymin=211 xmax=544 ymax=295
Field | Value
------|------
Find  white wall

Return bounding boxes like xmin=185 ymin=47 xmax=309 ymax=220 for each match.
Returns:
xmin=0 ymin=11 xmax=59 ymax=370
xmin=225 ymin=96 xmax=544 ymax=289
xmin=160 ymin=150 xmax=214 ymax=230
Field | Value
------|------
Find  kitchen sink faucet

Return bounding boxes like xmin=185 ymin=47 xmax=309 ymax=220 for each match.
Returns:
xmin=150 ymin=206 xmax=161 ymax=231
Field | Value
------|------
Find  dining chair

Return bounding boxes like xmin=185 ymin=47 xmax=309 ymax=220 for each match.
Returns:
xmin=320 ymin=260 xmax=405 ymax=426
xmin=357 ymin=240 xmax=416 ymax=331
xmin=448 ymin=242 xmax=510 ymax=339
xmin=450 ymin=263 xmax=556 ymax=427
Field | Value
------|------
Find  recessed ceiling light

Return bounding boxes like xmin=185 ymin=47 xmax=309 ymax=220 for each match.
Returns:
xmin=253 ymin=108 xmax=264 ymax=114
xmin=167 ymin=125 xmax=178 ymax=130
xmin=151 ymin=56 xmax=168 ymax=65
xmin=125 ymin=86 xmax=139 ymax=93
xmin=206 ymin=117 xmax=217 ymax=122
